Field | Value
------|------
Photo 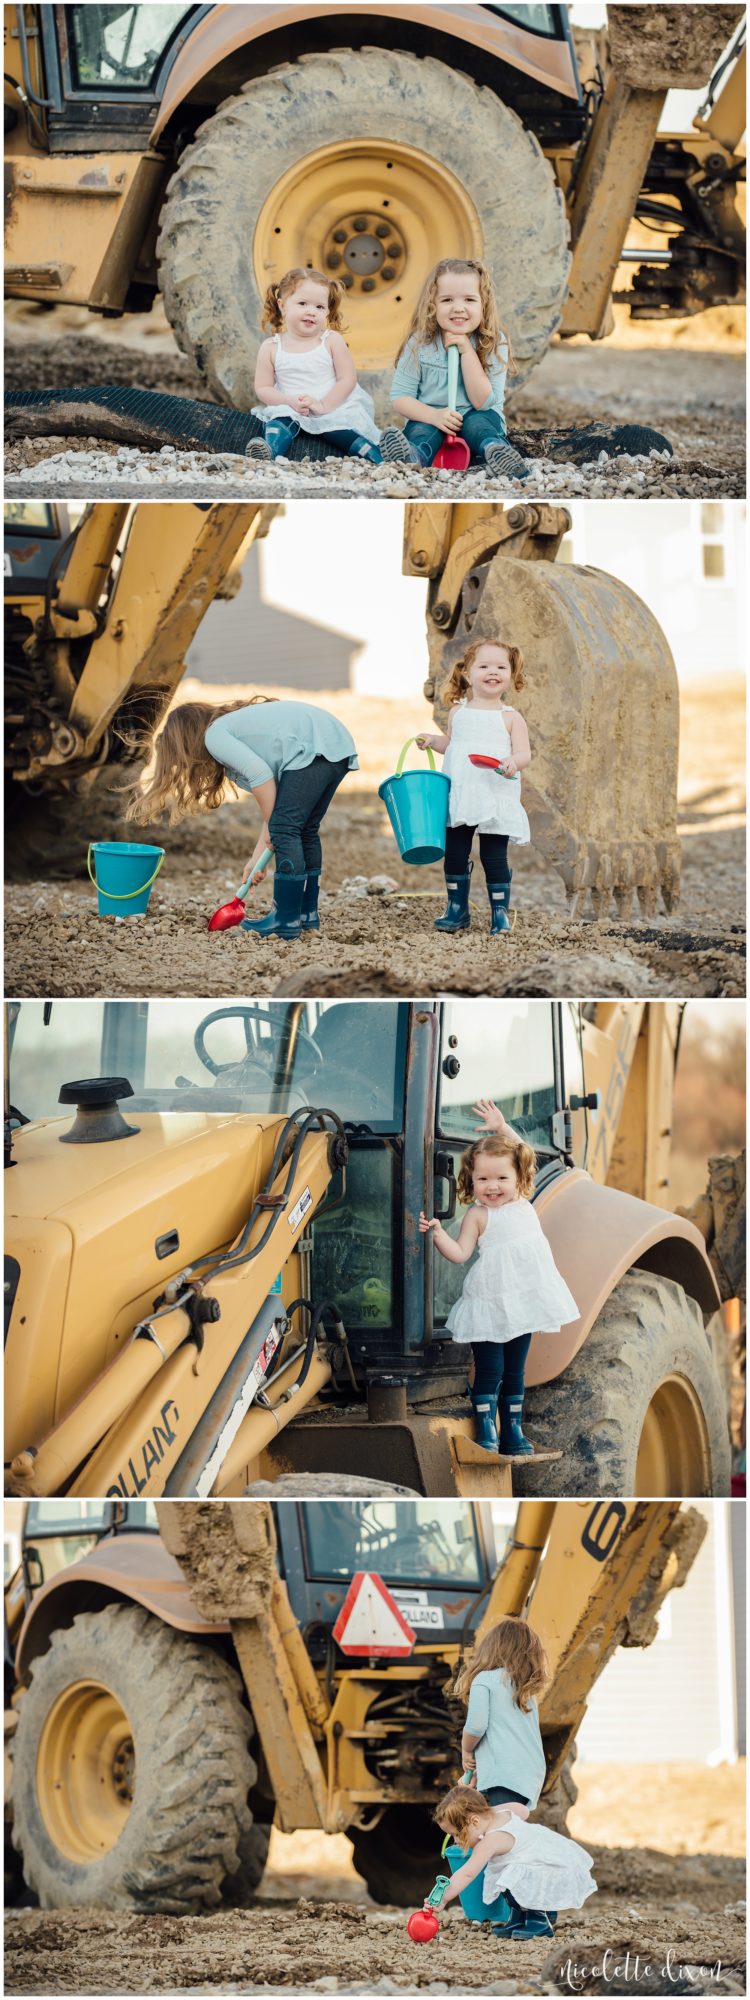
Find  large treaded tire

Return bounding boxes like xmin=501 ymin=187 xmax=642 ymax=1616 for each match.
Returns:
xmin=516 ymin=1272 xmax=731 ymax=1499
xmin=157 ymin=48 xmax=570 ymax=414
xmin=350 ymin=1803 xmax=440 ymax=1906
xmin=10 ymin=1604 xmax=261 ymax=1912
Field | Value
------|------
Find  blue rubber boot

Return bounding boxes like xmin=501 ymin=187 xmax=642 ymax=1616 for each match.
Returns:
xmin=241 ymin=873 xmax=304 ymax=940
xmin=501 ymin=1912 xmax=556 ymax=1939
xmin=487 ymin=876 xmax=512 ymax=934
xmin=300 ymin=872 xmax=321 ymax=932
xmin=435 ymin=863 xmax=472 ymax=933
xmin=470 ymin=1391 xmax=499 ymax=1453
xmin=498 ymin=1394 xmax=534 ymax=1457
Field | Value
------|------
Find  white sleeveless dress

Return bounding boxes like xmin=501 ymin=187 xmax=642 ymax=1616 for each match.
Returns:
xmin=252 ymin=331 xmax=381 ymax=442
xmin=482 ymin=1811 xmax=596 ymax=1913
xmin=443 ymin=704 xmax=530 ymax=842
xmin=446 ymin=1200 xmax=578 ymax=1346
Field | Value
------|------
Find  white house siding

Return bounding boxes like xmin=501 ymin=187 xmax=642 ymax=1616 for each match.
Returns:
xmin=730 ymin=1501 xmax=746 ymax=1754
xmin=558 ymin=502 xmax=745 ymax=679
xmin=575 ymin=1504 xmax=741 ymax=1764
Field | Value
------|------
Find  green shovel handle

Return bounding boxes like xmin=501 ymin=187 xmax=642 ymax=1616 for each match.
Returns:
xmin=236 ymin=845 xmax=274 ymax=900
xmin=395 ymin=737 xmax=437 ymax=777
xmin=446 ymin=343 xmax=460 ymax=412
xmin=87 ymin=846 xmax=164 ymax=897
xmin=426 ymin=1874 xmax=451 ymax=1908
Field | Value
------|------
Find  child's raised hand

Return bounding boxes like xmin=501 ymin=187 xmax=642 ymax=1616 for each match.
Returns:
xmin=443 ymin=331 xmax=470 ymax=354
xmin=435 ymin=407 xmax=464 ymax=435
xmin=419 ymin=1211 xmax=438 ymax=1234
xmin=472 ymin=1098 xmax=507 ymax=1133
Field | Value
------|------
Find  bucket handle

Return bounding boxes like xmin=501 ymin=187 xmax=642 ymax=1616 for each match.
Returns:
xmin=87 ymin=845 xmax=164 ymax=898
xmin=395 ymin=737 xmax=437 ymax=776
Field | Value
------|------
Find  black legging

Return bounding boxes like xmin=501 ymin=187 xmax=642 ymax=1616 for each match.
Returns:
xmin=268 ymin=754 xmax=351 ymax=875
xmin=445 ymin=824 xmax=511 ymax=883
xmin=472 ymin=1335 xmax=532 ymax=1399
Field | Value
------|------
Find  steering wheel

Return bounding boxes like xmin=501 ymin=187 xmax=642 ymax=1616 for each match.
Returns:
xmin=193 ymin=1005 xmax=324 ymax=1084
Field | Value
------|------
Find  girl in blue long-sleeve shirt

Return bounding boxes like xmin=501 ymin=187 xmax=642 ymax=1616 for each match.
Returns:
xmin=383 ymin=259 xmax=528 ymax=482
xmin=126 ymin=695 xmax=357 ymax=939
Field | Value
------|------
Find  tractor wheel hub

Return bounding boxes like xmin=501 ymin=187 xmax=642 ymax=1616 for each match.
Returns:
xmin=323 ymin=212 xmax=406 ymax=292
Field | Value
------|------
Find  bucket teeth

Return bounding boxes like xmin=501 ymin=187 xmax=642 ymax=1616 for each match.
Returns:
xmin=657 ymin=841 xmax=682 ymax=914
xmin=636 ymin=882 xmax=659 ymax=920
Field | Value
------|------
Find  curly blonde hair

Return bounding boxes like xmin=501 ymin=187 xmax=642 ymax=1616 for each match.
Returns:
xmin=124 ymin=696 xmax=274 ymax=827
xmin=457 ymin=1135 xmax=536 ymax=1206
xmin=443 ymin=638 xmax=525 ymax=708
xmin=395 ymin=258 xmax=513 ymax=376
xmin=433 ymin=1785 xmax=494 ymax=1841
xmin=451 ymin=1618 xmax=549 ymax=1712
xmin=261 ymin=268 xmax=345 ymax=334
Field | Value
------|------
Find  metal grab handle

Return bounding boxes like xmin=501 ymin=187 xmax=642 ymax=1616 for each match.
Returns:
xmin=87 ymin=845 xmax=164 ymax=897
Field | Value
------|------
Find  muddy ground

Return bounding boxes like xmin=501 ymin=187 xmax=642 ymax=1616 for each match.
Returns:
xmin=3 ymin=307 xmax=745 ymax=500
xmin=5 ymin=1766 xmax=746 ymax=1995
xmin=5 ymin=679 xmax=745 ymax=1001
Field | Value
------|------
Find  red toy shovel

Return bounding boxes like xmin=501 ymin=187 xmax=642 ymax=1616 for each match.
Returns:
xmin=469 ymin=754 xmax=503 ymax=771
xmin=432 ymin=347 xmax=470 ymax=472
xmin=407 ymin=1910 xmax=440 ymax=1943
xmin=208 ymin=846 xmax=273 ymax=931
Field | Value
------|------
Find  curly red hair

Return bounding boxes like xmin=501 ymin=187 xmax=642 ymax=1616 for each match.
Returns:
xmin=261 ymin=268 xmax=345 ymax=333
xmin=443 ymin=638 xmax=525 ymax=707
xmin=457 ymin=1135 xmax=536 ymax=1205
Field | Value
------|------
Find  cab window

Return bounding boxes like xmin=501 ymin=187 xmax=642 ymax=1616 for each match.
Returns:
xmin=68 ymin=5 xmax=194 ymax=91
xmin=439 ymin=999 xmax=558 ymax=1149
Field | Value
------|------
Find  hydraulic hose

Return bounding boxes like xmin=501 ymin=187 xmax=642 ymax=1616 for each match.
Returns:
xmin=197 ymin=1107 xmax=347 ymax=1283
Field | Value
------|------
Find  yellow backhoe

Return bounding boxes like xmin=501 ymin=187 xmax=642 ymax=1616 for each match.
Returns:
xmin=4 ymin=996 xmax=732 ymax=1499
xmin=4 ymin=1495 xmax=709 ymax=1910
xmin=4 ymin=5 xmax=745 ymax=414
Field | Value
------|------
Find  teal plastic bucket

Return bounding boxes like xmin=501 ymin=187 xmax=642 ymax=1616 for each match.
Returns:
xmin=378 ymin=738 xmax=450 ymax=865
xmin=87 ymin=842 xmax=164 ymax=917
xmin=444 ymin=1842 xmax=511 ymax=1926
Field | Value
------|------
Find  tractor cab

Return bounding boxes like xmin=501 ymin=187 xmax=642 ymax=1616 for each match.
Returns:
xmin=276 ymin=1497 xmax=503 ymax=1650
xmin=7 ymin=996 xmax=590 ymax=1382
xmin=4 ymin=502 xmax=73 ymax=604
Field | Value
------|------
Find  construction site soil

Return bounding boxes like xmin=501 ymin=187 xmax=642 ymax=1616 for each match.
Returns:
xmin=5 ymin=1767 xmax=746 ymax=1996
xmin=3 ymin=312 xmax=745 ymax=501
xmin=5 ymin=680 xmax=744 ymax=1001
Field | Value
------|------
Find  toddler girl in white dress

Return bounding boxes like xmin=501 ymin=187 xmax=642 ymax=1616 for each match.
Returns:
xmin=249 ymin=267 xmax=412 ymax=466
xmin=420 ymin=1130 xmax=577 ymax=1456
xmin=433 ymin=1783 xmax=596 ymax=1942
xmin=418 ymin=636 xmax=531 ymax=935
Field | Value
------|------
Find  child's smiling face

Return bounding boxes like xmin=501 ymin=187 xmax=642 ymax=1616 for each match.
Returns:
xmin=467 ymin=644 xmax=513 ymax=701
xmin=473 ymin=1151 xmax=518 ymax=1208
xmin=434 ymin=269 xmax=483 ymax=338
xmin=284 ymin=281 xmax=329 ymax=336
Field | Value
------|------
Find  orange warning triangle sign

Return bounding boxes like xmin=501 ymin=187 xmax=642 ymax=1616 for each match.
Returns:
xmin=332 ymin=1571 xmax=417 ymax=1657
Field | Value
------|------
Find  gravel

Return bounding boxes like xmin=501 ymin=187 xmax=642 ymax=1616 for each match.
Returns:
xmin=0 ymin=443 xmax=714 ymax=502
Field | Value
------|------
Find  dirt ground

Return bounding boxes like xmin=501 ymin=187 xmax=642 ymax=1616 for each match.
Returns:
xmin=5 ymin=1765 xmax=745 ymax=1996
xmin=5 ymin=677 xmax=745 ymax=1001
xmin=3 ymin=300 xmax=745 ymax=500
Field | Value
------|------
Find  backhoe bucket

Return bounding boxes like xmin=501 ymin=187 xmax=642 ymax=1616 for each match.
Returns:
xmin=428 ymin=552 xmax=681 ymax=917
